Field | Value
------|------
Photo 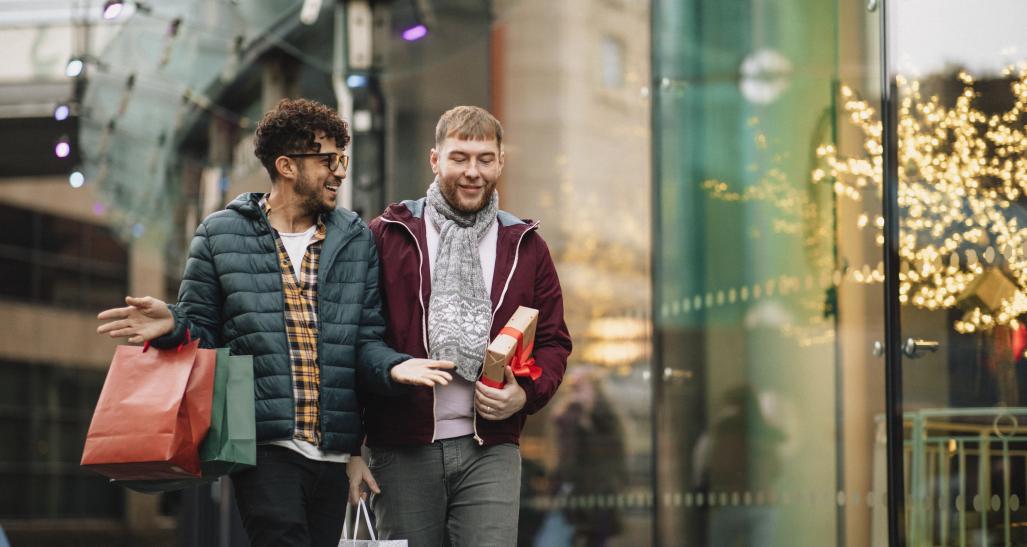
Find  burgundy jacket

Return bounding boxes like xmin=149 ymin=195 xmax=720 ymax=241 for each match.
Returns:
xmin=365 ymin=198 xmax=572 ymax=447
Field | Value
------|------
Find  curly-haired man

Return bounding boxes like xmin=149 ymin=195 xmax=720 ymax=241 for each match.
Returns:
xmin=97 ymin=98 xmax=454 ymax=546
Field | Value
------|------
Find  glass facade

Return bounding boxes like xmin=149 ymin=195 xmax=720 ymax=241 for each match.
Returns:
xmin=652 ymin=0 xmax=886 ymax=544
xmin=651 ymin=0 xmax=1027 ymax=545
xmin=890 ymin=2 xmax=1027 ymax=545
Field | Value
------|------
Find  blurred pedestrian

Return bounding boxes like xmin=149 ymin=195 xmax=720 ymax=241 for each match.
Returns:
xmin=543 ymin=368 xmax=627 ymax=547
xmin=351 ymin=105 xmax=573 ymax=546
xmin=96 ymin=98 xmax=454 ymax=547
xmin=694 ymin=385 xmax=785 ymax=546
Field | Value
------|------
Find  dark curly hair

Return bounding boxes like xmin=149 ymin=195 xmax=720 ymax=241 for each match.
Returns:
xmin=253 ymin=98 xmax=350 ymax=181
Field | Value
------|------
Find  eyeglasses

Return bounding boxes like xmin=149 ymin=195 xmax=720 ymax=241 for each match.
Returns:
xmin=285 ymin=152 xmax=349 ymax=171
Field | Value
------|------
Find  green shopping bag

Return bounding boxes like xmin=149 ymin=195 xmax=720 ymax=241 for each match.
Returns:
xmin=200 ymin=349 xmax=256 ymax=474
xmin=116 ymin=349 xmax=256 ymax=493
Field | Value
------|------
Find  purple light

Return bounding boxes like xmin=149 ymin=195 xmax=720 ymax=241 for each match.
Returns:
xmin=93 ymin=202 xmax=106 ymax=215
xmin=401 ymin=24 xmax=428 ymax=41
xmin=55 ymin=141 xmax=71 ymax=158
xmin=102 ymin=1 xmax=124 ymax=20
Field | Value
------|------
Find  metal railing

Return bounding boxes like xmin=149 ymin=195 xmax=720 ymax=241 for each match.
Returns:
xmin=896 ymin=408 xmax=1027 ymax=547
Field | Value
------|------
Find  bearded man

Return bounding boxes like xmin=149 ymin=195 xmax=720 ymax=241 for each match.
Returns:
xmin=96 ymin=98 xmax=454 ymax=547
xmin=349 ymin=105 xmax=573 ymax=546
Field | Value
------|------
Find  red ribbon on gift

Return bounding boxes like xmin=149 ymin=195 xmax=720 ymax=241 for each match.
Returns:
xmin=480 ymin=375 xmax=505 ymax=389
xmin=500 ymin=326 xmax=542 ymax=382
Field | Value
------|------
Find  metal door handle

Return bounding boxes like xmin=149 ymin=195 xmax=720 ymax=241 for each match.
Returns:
xmin=872 ymin=341 xmax=884 ymax=358
xmin=663 ymin=368 xmax=693 ymax=382
xmin=903 ymin=338 xmax=940 ymax=358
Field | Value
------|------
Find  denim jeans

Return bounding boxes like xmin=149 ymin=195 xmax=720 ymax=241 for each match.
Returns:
xmin=368 ymin=436 xmax=521 ymax=547
xmin=231 ymin=445 xmax=350 ymax=547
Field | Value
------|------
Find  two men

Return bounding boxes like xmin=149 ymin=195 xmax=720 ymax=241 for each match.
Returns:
xmin=356 ymin=106 xmax=572 ymax=545
xmin=96 ymin=98 xmax=453 ymax=547
xmin=98 ymin=101 xmax=571 ymax=547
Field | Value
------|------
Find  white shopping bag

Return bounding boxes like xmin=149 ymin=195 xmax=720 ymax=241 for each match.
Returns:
xmin=338 ymin=499 xmax=407 ymax=547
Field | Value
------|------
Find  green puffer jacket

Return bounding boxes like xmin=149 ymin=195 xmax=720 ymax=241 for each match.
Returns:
xmin=152 ymin=192 xmax=410 ymax=454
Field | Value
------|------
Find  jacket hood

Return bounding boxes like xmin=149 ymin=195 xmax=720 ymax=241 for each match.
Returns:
xmin=381 ymin=197 xmax=532 ymax=229
xmin=227 ymin=192 xmax=364 ymax=234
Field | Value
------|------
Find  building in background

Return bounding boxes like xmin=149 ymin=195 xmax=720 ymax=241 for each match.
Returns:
xmin=0 ymin=3 xmax=175 ymax=546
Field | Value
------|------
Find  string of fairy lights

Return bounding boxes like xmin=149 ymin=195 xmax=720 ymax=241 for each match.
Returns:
xmin=696 ymin=66 xmax=1027 ymax=338
xmin=816 ymin=67 xmax=1027 ymax=334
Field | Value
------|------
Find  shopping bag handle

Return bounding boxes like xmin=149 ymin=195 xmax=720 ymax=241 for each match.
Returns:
xmin=340 ymin=499 xmax=377 ymax=542
xmin=142 ymin=328 xmax=191 ymax=353
xmin=342 ymin=503 xmax=351 ymax=541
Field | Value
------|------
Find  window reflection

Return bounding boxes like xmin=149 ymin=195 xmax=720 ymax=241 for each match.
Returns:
xmin=0 ymin=203 xmax=128 ymax=311
xmin=534 ymin=369 xmax=629 ymax=546
xmin=0 ymin=361 xmax=122 ymax=519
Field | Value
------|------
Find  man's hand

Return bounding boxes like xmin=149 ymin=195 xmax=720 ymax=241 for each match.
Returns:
xmin=346 ymin=455 xmax=380 ymax=505
xmin=96 ymin=296 xmax=175 ymax=344
xmin=390 ymin=358 xmax=455 ymax=387
xmin=475 ymin=366 xmax=527 ymax=421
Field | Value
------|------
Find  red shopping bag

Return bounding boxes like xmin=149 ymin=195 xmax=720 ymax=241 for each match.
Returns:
xmin=81 ymin=338 xmax=216 ymax=480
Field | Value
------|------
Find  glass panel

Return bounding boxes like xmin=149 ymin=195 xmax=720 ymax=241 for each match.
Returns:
xmin=490 ymin=2 xmax=654 ymax=544
xmin=38 ymin=214 xmax=86 ymax=258
xmin=0 ymin=362 xmax=122 ymax=518
xmin=653 ymin=0 xmax=886 ymax=544
xmin=889 ymin=2 xmax=1027 ymax=544
xmin=72 ymin=474 xmax=125 ymax=518
xmin=0 ymin=256 xmax=34 ymax=302
xmin=0 ymin=202 xmax=128 ymax=310
xmin=82 ymin=271 xmax=130 ymax=311
xmin=0 ymin=417 xmax=28 ymax=463
xmin=0 ymin=203 xmax=34 ymax=250
xmin=0 ymin=473 xmax=28 ymax=518
xmin=0 ymin=361 xmax=29 ymax=410
xmin=37 ymin=264 xmax=84 ymax=308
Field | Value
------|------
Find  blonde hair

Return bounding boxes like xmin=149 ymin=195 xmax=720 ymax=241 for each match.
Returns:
xmin=435 ymin=106 xmax=503 ymax=149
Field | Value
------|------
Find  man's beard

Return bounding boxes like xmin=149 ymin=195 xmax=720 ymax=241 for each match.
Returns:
xmin=297 ymin=170 xmax=335 ymax=217
xmin=441 ymin=177 xmax=495 ymax=214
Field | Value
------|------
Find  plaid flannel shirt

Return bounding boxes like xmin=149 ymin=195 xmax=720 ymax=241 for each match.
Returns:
xmin=264 ymin=199 xmax=327 ymax=446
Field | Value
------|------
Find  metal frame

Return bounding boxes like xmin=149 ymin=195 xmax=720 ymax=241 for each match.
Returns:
xmin=648 ymin=0 xmax=663 ymax=544
xmin=879 ymin=0 xmax=908 ymax=542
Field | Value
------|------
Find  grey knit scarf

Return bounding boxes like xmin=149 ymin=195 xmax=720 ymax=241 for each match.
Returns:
xmin=426 ymin=179 xmax=498 ymax=381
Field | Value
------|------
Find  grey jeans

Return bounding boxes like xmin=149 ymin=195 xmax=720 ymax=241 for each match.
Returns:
xmin=368 ymin=436 xmax=521 ymax=547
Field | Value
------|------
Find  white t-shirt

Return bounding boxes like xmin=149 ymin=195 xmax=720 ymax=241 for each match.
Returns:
xmin=426 ymin=217 xmax=499 ymax=439
xmin=277 ymin=225 xmax=317 ymax=278
xmin=267 ymin=223 xmax=349 ymax=463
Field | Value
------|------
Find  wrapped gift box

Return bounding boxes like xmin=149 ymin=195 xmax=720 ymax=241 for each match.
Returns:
xmin=482 ymin=306 xmax=539 ymax=387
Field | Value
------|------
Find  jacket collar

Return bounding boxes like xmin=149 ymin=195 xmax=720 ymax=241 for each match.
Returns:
xmin=228 ymin=192 xmax=364 ymax=275
xmin=228 ymin=192 xmax=362 ymax=235
xmin=381 ymin=197 xmax=533 ymax=231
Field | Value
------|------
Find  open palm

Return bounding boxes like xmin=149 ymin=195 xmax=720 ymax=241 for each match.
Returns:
xmin=96 ymin=296 xmax=175 ymax=344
